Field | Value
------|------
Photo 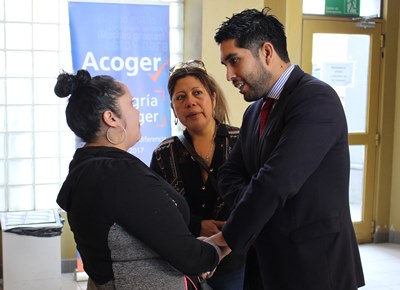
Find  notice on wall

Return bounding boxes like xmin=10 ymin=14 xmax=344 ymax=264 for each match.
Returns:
xmin=322 ymin=62 xmax=354 ymax=87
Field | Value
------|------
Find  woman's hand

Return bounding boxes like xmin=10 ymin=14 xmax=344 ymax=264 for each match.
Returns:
xmin=200 ymin=220 xmax=226 ymax=237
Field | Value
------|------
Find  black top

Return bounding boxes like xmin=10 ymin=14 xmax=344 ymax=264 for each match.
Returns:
xmin=150 ymin=123 xmax=245 ymax=276
xmin=57 ymin=146 xmax=219 ymax=285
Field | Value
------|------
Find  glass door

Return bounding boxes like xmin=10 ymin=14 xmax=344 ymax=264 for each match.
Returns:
xmin=302 ymin=18 xmax=382 ymax=242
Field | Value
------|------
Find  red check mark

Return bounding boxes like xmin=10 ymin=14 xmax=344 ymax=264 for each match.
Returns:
xmin=156 ymin=116 xmax=167 ymax=127
xmin=148 ymin=61 xmax=169 ymax=81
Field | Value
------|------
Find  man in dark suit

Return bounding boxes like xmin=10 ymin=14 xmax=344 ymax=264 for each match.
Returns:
xmin=207 ymin=8 xmax=365 ymax=290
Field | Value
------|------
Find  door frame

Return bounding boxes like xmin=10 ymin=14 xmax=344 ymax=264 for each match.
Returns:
xmin=301 ymin=16 xmax=383 ymax=242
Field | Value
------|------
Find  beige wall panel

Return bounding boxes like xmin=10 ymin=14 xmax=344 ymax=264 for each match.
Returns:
xmin=389 ymin=0 xmax=400 ymax=232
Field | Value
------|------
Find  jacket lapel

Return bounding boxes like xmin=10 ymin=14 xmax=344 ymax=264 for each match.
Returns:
xmin=257 ymin=67 xmax=305 ymax=163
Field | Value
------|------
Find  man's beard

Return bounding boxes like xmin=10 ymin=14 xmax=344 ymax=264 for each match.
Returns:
xmin=242 ymin=63 xmax=272 ymax=102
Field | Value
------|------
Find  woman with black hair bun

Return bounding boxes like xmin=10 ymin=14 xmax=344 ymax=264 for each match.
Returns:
xmin=55 ymin=69 xmax=230 ymax=290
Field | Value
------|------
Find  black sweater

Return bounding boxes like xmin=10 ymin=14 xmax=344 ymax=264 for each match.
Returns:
xmin=57 ymin=146 xmax=219 ymax=284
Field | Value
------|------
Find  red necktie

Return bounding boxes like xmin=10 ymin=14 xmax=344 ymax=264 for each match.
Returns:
xmin=259 ymin=98 xmax=274 ymax=139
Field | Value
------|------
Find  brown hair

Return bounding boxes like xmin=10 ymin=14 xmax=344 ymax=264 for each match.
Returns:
xmin=168 ymin=67 xmax=230 ymax=124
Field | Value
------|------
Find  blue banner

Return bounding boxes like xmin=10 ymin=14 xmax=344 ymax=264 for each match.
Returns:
xmin=69 ymin=1 xmax=170 ymax=165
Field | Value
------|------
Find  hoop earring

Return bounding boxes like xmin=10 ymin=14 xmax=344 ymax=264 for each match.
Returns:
xmin=106 ymin=126 xmax=126 ymax=145
xmin=174 ymin=117 xmax=179 ymax=125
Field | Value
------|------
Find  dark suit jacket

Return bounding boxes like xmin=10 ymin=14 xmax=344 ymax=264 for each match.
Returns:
xmin=219 ymin=66 xmax=365 ymax=290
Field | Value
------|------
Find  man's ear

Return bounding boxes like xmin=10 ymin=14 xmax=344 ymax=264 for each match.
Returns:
xmin=102 ymin=110 xmax=118 ymax=127
xmin=261 ymin=42 xmax=274 ymax=65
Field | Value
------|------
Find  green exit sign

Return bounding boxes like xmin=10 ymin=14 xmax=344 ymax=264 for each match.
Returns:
xmin=325 ymin=0 xmax=360 ymax=16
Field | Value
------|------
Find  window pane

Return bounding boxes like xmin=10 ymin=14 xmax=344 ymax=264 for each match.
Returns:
xmin=34 ymin=132 xmax=59 ymax=157
xmin=360 ymin=0 xmax=381 ymax=17
xmin=59 ymin=51 xmax=73 ymax=72
xmin=33 ymin=0 xmax=59 ymax=23
xmin=350 ymin=145 xmax=365 ymax=222
xmin=59 ymin=0 xmax=69 ymax=25
xmin=0 ymin=107 xmax=4 ymax=132
xmin=34 ymin=78 xmax=59 ymax=105
xmin=0 ymin=0 xmax=4 ymax=21
xmin=34 ymin=105 xmax=59 ymax=131
xmin=59 ymin=104 xmax=70 ymax=132
xmin=0 ymin=80 xmax=4 ymax=104
xmin=60 ymin=24 xmax=72 ymax=52
xmin=170 ymin=29 xmax=183 ymax=54
xmin=0 ymin=187 xmax=5 ymax=211
xmin=8 ymin=185 xmax=33 ymax=210
xmin=33 ymin=24 xmax=59 ymax=50
xmin=0 ymin=160 xmax=4 ymax=184
xmin=6 ymin=51 xmax=32 ymax=77
xmin=8 ymin=159 xmax=33 ymax=185
xmin=6 ymin=78 xmax=33 ymax=105
xmin=0 ymin=133 xmax=4 ymax=158
xmin=60 ymin=132 xmax=76 ymax=158
xmin=8 ymin=133 xmax=33 ymax=158
xmin=0 ymin=23 xmax=4 ymax=48
xmin=303 ymin=0 xmax=325 ymax=15
xmin=0 ymin=52 xmax=5 ymax=76
xmin=311 ymin=33 xmax=369 ymax=133
xmin=7 ymin=106 xmax=33 ymax=131
xmin=60 ymin=157 xmax=71 ymax=181
xmin=170 ymin=54 xmax=183 ymax=68
xmin=35 ymin=158 xmax=60 ymax=183
xmin=169 ymin=3 xmax=183 ymax=28
xmin=5 ymin=0 xmax=32 ymax=22
xmin=33 ymin=51 xmax=59 ymax=77
xmin=5 ymin=23 xmax=32 ymax=50
xmin=35 ymin=184 xmax=60 ymax=209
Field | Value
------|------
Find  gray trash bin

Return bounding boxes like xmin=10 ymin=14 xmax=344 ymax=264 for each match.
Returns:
xmin=0 ymin=209 xmax=63 ymax=290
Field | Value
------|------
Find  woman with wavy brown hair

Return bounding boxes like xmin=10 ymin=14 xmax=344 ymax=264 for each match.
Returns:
xmin=151 ymin=61 xmax=245 ymax=290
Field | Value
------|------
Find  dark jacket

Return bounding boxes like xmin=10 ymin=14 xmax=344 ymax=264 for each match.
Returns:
xmin=57 ymin=146 xmax=219 ymax=286
xmin=219 ymin=66 xmax=365 ymax=290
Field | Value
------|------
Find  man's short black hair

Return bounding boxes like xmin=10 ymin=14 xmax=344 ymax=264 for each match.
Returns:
xmin=214 ymin=7 xmax=290 ymax=62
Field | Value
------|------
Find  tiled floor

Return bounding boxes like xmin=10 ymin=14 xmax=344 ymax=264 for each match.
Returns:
xmin=1 ymin=243 xmax=400 ymax=289
xmin=359 ymin=243 xmax=400 ymax=289
xmin=61 ymin=273 xmax=87 ymax=290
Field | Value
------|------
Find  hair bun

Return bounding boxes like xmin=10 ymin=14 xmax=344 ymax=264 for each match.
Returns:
xmin=54 ymin=70 xmax=92 ymax=98
xmin=54 ymin=72 xmax=74 ymax=98
xmin=75 ymin=69 xmax=91 ymax=86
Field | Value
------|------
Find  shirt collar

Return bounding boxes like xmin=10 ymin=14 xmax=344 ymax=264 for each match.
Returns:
xmin=266 ymin=64 xmax=295 ymax=101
